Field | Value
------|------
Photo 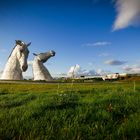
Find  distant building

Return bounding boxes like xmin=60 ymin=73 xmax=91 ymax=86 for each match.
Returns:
xmin=102 ymin=73 xmax=127 ymax=81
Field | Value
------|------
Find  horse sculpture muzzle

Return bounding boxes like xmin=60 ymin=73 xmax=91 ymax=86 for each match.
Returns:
xmin=50 ymin=50 xmax=55 ymax=56
xmin=22 ymin=65 xmax=28 ymax=72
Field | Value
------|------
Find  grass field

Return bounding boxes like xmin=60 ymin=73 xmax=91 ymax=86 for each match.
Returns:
xmin=0 ymin=81 xmax=140 ymax=140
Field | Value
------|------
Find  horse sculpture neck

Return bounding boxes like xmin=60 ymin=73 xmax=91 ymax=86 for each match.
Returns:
xmin=33 ymin=57 xmax=53 ymax=81
xmin=1 ymin=49 xmax=23 ymax=80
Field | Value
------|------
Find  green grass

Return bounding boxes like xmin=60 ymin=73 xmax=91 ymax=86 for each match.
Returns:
xmin=0 ymin=81 xmax=140 ymax=140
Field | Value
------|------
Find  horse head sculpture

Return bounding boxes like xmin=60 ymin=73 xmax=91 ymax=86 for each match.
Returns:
xmin=14 ymin=40 xmax=31 ymax=71
xmin=1 ymin=40 xmax=31 ymax=80
xmin=32 ymin=50 xmax=56 ymax=81
xmin=33 ymin=50 xmax=55 ymax=63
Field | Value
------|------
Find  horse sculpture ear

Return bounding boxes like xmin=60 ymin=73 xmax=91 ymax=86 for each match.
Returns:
xmin=33 ymin=53 xmax=37 ymax=56
xmin=26 ymin=42 xmax=31 ymax=47
xmin=15 ymin=40 xmax=22 ymax=45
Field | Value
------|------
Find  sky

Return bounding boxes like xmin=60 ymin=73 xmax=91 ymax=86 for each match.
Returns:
xmin=0 ymin=0 xmax=140 ymax=78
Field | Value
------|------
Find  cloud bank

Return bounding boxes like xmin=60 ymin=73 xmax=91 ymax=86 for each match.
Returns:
xmin=67 ymin=64 xmax=111 ymax=77
xmin=123 ymin=65 xmax=140 ymax=73
xmin=67 ymin=64 xmax=81 ymax=77
xmin=105 ymin=59 xmax=127 ymax=65
xmin=113 ymin=0 xmax=140 ymax=30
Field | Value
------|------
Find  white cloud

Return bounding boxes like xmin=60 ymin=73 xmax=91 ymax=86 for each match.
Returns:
xmin=67 ymin=64 xmax=81 ymax=77
xmin=113 ymin=0 xmax=140 ymax=31
xmin=123 ymin=65 xmax=140 ymax=73
xmin=67 ymin=64 xmax=112 ymax=77
xmin=82 ymin=41 xmax=111 ymax=47
xmin=105 ymin=59 xmax=127 ymax=65
xmin=67 ymin=64 xmax=97 ymax=77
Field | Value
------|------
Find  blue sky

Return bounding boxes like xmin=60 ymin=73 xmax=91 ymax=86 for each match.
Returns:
xmin=0 ymin=0 xmax=140 ymax=77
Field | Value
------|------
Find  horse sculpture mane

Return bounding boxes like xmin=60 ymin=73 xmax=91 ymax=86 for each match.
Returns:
xmin=1 ymin=40 xmax=31 ymax=80
xmin=32 ymin=50 xmax=55 ymax=81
